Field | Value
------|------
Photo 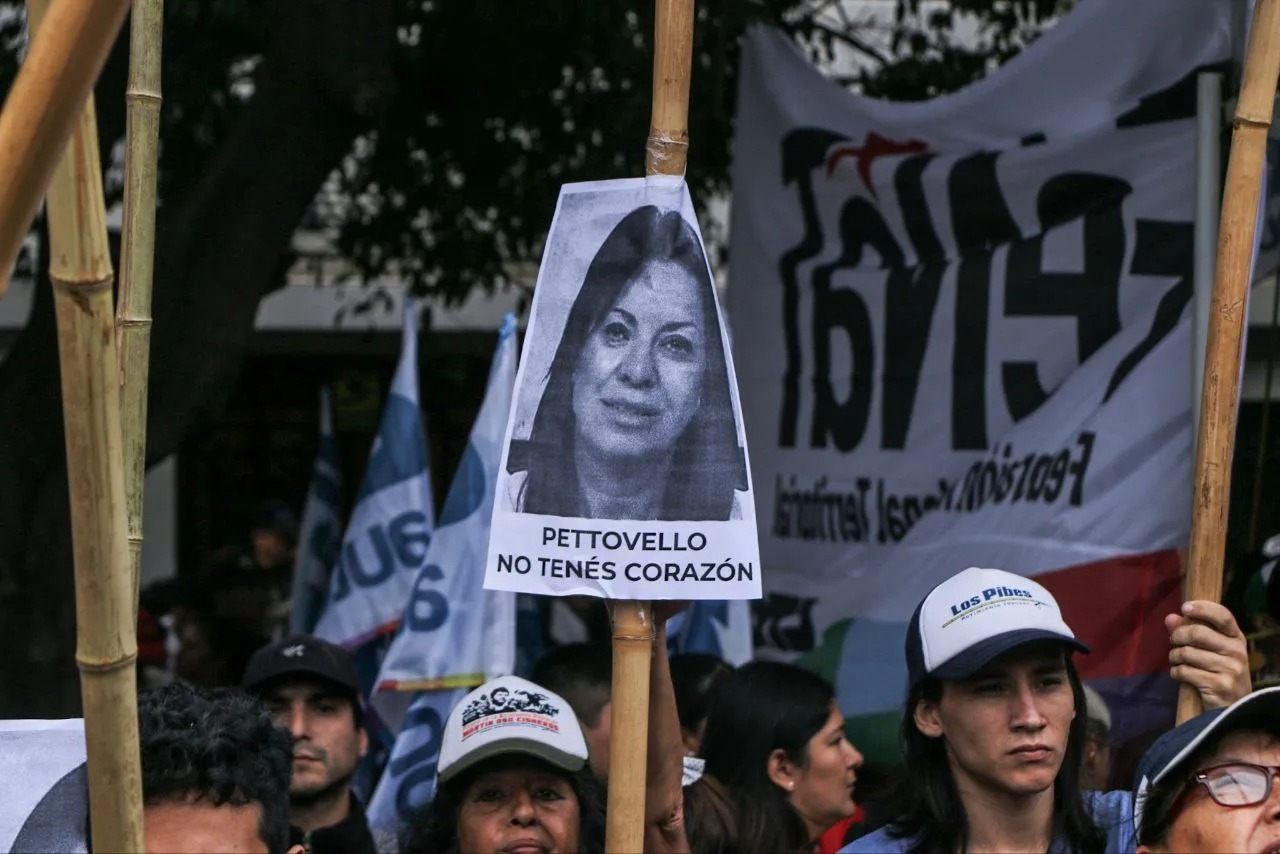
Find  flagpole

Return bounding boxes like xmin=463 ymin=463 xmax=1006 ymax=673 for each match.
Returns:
xmin=1178 ymin=0 xmax=1280 ymax=724
xmin=118 ymin=0 xmax=165 ymax=615
xmin=604 ymin=1 xmax=694 ymax=850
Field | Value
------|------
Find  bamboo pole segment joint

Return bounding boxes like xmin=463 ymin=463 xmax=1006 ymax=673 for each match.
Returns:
xmin=76 ymin=652 xmax=139 ymax=673
xmin=124 ymin=89 xmax=162 ymax=105
xmin=1236 ymin=115 xmax=1272 ymax=129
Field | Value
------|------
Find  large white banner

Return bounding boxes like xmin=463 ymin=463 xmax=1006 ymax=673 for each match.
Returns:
xmin=729 ymin=0 xmax=1233 ymax=678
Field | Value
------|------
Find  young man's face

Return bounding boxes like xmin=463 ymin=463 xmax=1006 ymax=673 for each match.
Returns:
xmin=915 ymin=642 xmax=1076 ymax=800
xmin=262 ymin=679 xmax=367 ymax=802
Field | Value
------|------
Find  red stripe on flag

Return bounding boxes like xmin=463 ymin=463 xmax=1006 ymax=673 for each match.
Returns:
xmin=1035 ymin=550 xmax=1182 ymax=681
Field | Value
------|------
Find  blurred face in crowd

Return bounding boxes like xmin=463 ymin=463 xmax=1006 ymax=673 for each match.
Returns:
xmin=583 ymin=701 xmax=612 ymax=780
xmin=456 ymin=757 xmax=582 ymax=854
xmin=251 ymin=528 xmax=293 ymax=570
xmin=915 ymin=642 xmax=1075 ymax=800
xmin=1141 ymin=729 xmax=1280 ymax=854
xmin=571 ymin=260 xmax=706 ymax=462
xmin=1081 ymin=720 xmax=1111 ymax=790
xmin=262 ymin=678 xmax=366 ymax=802
xmin=783 ymin=703 xmax=863 ymax=838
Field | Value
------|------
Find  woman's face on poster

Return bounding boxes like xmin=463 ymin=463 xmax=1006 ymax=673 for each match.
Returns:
xmin=571 ymin=259 xmax=706 ymax=461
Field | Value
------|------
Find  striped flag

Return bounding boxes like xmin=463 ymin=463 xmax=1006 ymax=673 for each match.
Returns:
xmin=291 ymin=387 xmax=342 ymax=634
xmin=366 ymin=314 xmax=519 ymax=832
xmin=315 ymin=300 xmax=435 ymax=648
xmin=671 ymin=600 xmax=754 ymax=666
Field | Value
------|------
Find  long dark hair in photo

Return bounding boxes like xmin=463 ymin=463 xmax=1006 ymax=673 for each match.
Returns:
xmin=402 ymin=757 xmax=606 ymax=854
xmin=887 ymin=656 xmax=1105 ymax=854
xmin=511 ymin=204 xmax=744 ymax=521
xmin=698 ymin=661 xmax=835 ymax=853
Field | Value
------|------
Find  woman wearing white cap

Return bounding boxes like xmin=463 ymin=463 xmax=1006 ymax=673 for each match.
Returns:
xmin=842 ymin=566 xmax=1253 ymax=854
xmin=404 ymin=611 xmax=688 ymax=853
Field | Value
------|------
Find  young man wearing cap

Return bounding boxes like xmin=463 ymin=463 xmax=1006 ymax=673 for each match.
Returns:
xmin=243 ymin=634 xmax=376 ymax=854
xmin=843 ymin=566 xmax=1253 ymax=853
xmin=1132 ymin=686 xmax=1280 ymax=853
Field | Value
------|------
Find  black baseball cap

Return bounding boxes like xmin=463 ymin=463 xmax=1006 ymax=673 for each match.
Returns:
xmin=242 ymin=634 xmax=360 ymax=697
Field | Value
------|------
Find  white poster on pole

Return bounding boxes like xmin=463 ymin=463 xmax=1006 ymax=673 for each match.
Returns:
xmin=485 ymin=177 xmax=760 ymax=600
xmin=0 ymin=719 xmax=88 ymax=853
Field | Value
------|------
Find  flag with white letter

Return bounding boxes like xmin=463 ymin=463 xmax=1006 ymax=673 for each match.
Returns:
xmin=315 ymin=302 xmax=435 ymax=648
xmin=366 ymin=315 xmax=520 ymax=832
xmin=292 ymin=387 xmax=342 ymax=634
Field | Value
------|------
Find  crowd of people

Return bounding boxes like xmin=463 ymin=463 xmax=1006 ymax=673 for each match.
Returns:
xmin=108 ymin=562 xmax=1280 ymax=854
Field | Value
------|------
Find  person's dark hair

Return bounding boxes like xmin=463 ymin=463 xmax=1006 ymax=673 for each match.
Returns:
xmin=888 ymin=653 xmax=1104 ymax=854
xmin=401 ymin=756 xmax=606 ymax=854
xmin=683 ymin=773 xmax=739 ymax=854
xmin=531 ymin=642 xmax=612 ymax=729
xmin=699 ymin=661 xmax=836 ymax=853
xmin=670 ymin=653 xmax=732 ymax=738
xmin=514 ymin=204 xmax=743 ymax=521
xmin=137 ymin=681 xmax=294 ymax=854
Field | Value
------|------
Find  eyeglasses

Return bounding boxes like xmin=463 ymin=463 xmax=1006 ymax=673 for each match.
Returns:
xmin=1175 ymin=763 xmax=1280 ymax=814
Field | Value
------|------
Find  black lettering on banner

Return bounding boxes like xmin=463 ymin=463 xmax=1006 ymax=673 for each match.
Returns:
xmin=950 ymin=152 xmax=1021 ymax=451
xmin=1105 ymin=220 xmax=1193 ymax=400
xmin=809 ymin=197 xmax=882 ymax=450
xmin=779 ymin=129 xmax=851 ymax=448
xmin=882 ymin=154 xmax=946 ymax=449
xmin=1003 ymin=174 xmax=1129 ymax=419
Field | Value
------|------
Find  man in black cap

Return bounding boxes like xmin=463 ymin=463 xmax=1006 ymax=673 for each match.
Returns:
xmin=243 ymin=635 xmax=377 ymax=854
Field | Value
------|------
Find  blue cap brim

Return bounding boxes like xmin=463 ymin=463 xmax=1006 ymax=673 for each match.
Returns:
xmin=929 ymin=628 xmax=1090 ymax=682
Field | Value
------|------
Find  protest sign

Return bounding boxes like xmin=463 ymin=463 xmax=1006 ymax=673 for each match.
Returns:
xmin=485 ymin=176 xmax=760 ymax=601
xmin=728 ymin=0 xmax=1235 ymax=756
xmin=0 ymin=719 xmax=88 ymax=853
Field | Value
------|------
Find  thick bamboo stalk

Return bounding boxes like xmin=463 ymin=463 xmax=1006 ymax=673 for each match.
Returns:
xmin=1179 ymin=0 xmax=1280 ymax=724
xmin=0 ymin=0 xmax=130 ymax=296
xmin=605 ymin=600 xmax=654 ymax=854
xmin=29 ymin=0 xmax=143 ymax=842
xmin=603 ymin=2 xmax=696 ymax=848
xmin=644 ymin=0 xmax=694 ymax=177
xmin=118 ymin=0 xmax=164 ymax=611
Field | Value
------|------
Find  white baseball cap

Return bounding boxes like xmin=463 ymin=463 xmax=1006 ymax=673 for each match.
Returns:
xmin=437 ymin=675 xmax=590 ymax=785
xmin=906 ymin=567 xmax=1088 ymax=687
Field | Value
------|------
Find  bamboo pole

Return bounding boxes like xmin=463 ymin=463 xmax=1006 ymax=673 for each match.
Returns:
xmin=602 ymin=2 xmax=695 ymax=850
xmin=1179 ymin=0 xmax=1280 ymax=724
xmin=0 ymin=0 xmax=130 ymax=297
xmin=605 ymin=600 xmax=655 ymax=854
xmin=118 ymin=0 xmax=164 ymax=612
xmin=644 ymin=0 xmax=694 ymax=178
xmin=27 ymin=1 xmax=144 ymax=848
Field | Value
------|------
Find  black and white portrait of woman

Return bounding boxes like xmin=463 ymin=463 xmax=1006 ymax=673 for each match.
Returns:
xmin=502 ymin=188 xmax=750 ymax=524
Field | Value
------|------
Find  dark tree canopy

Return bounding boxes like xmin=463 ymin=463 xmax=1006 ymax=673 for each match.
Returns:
xmin=0 ymin=0 xmax=1063 ymax=716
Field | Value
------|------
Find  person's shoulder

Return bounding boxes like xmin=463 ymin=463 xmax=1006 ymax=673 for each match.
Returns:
xmin=839 ymin=826 xmax=912 ymax=853
xmin=1084 ymin=789 xmax=1136 ymax=854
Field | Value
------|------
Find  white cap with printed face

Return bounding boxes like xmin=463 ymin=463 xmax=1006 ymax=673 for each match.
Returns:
xmin=906 ymin=567 xmax=1089 ymax=688
xmin=437 ymin=675 xmax=589 ymax=785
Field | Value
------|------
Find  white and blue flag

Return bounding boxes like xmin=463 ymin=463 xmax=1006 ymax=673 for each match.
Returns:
xmin=670 ymin=600 xmax=754 ymax=666
xmin=315 ymin=302 xmax=435 ymax=648
xmin=291 ymin=387 xmax=342 ymax=634
xmin=366 ymin=314 xmax=520 ymax=832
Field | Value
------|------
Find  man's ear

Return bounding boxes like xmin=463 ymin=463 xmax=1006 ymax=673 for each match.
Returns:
xmin=913 ymin=696 xmax=945 ymax=739
xmin=358 ymin=725 xmax=369 ymax=759
xmin=766 ymin=748 xmax=798 ymax=792
xmin=287 ymin=845 xmax=307 ymax=854
xmin=680 ymin=726 xmax=700 ymax=756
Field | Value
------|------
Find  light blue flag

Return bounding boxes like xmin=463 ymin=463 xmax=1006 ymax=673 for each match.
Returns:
xmin=315 ymin=301 xmax=435 ymax=647
xmin=365 ymin=315 xmax=520 ymax=833
xmin=365 ymin=688 xmax=463 ymax=833
xmin=291 ymin=387 xmax=342 ymax=634
xmin=670 ymin=600 xmax=755 ymax=666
